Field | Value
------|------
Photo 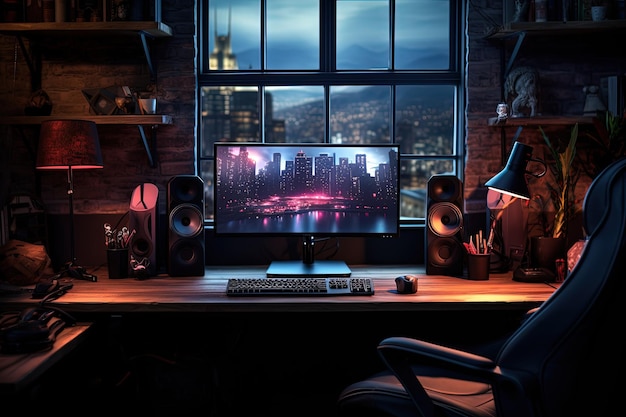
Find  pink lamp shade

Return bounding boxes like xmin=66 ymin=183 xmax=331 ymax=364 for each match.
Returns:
xmin=36 ymin=120 xmax=103 ymax=170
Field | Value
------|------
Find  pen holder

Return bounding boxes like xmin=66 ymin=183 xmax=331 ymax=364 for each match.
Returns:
xmin=107 ymin=248 xmax=129 ymax=279
xmin=467 ymin=253 xmax=490 ymax=281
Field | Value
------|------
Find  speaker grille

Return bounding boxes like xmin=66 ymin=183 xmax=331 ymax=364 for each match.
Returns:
xmin=169 ymin=205 xmax=203 ymax=238
xmin=428 ymin=175 xmax=462 ymax=203
xmin=427 ymin=202 xmax=463 ymax=237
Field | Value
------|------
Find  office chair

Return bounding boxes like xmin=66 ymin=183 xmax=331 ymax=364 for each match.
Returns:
xmin=337 ymin=157 xmax=626 ymax=417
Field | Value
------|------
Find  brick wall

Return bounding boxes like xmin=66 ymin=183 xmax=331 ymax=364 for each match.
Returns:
xmin=0 ymin=0 xmax=197 ymax=218
xmin=1 ymin=0 xmax=624 ymax=265
xmin=465 ymin=0 xmax=625 ymax=222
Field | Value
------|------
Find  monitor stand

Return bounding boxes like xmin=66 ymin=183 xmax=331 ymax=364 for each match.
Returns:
xmin=265 ymin=235 xmax=352 ymax=277
xmin=266 ymin=260 xmax=352 ymax=277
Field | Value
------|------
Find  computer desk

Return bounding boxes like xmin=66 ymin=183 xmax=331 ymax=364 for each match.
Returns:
xmin=0 ymin=265 xmax=560 ymax=413
xmin=0 ymin=323 xmax=92 ymax=395
xmin=0 ymin=265 xmax=560 ymax=314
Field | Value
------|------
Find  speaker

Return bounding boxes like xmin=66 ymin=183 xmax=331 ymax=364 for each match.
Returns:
xmin=129 ymin=183 xmax=159 ymax=277
xmin=425 ymin=175 xmax=464 ymax=276
xmin=167 ymin=175 xmax=205 ymax=276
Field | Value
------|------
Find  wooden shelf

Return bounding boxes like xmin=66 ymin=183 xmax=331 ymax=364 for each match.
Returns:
xmin=0 ymin=21 xmax=173 ymax=38
xmin=1 ymin=115 xmax=172 ymax=168
xmin=0 ymin=114 xmax=173 ymax=125
xmin=486 ymin=19 xmax=626 ymax=39
xmin=488 ymin=115 xmax=594 ymax=127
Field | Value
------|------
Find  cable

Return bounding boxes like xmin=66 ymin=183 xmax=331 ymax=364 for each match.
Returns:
xmin=38 ymin=281 xmax=74 ymax=304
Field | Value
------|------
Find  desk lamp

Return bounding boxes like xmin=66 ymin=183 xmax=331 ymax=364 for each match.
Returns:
xmin=36 ymin=120 xmax=103 ymax=281
xmin=484 ymin=141 xmax=546 ymax=272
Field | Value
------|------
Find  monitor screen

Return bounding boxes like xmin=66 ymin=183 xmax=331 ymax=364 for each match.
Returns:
xmin=213 ymin=142 xmax=400 ymax=276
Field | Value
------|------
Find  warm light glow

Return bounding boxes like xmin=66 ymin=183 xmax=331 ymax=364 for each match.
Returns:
xmin=487 ymin=186 xmax=529 ymax=201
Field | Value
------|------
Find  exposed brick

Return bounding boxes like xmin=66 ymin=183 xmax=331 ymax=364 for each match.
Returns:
xmin=1 ymin=0 xmax=625 ymax=221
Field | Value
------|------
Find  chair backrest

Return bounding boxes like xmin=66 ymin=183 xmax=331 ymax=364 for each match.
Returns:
xmin=495 ymin=157 xmax=626 ymax=417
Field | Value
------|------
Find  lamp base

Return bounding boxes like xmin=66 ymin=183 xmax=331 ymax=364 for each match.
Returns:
xmin=513 ymin=267 xmax=555 ymax=283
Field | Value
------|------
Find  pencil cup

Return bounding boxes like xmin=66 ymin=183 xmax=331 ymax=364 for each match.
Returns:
xmin=107 ymin=248 xmax=129 ymax=279
xmin=467 ymin=253 xmax=490 ymax=281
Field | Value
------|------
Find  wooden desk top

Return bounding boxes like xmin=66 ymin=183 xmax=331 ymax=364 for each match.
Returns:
xmin=0 ymin=265 xmax=560 ymax=314
xmin=0 ymin=323 xmax=92 ymax=395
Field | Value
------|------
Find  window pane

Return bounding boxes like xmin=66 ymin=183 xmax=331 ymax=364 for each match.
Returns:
xmin=395 ymin=0 xmax=450 ymax=70
xmin=209 ymin=0 xmax=261 ymax=70
xmin=267 ymin=86 xmax=325 ymax=143
xmin=400 ymin=159 xmax=454 ymax=219
xmin=395 ymin=85 xmax=455 ymax=155
xmin=330 ymin=86 xmax=391 ymax=144
xmin=200 ymin=160 xmax=215 ymax=220
xmin=336 ymin=0 xmax=389 ymax=70
xmin=200 ymin=86 xmax=261 ymax=157
xmin=266 ymin=0 xmax=319 ymax=70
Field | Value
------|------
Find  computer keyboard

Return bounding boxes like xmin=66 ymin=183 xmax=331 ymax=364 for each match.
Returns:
xmin=226 ymin=277 xmax=375 ymax=296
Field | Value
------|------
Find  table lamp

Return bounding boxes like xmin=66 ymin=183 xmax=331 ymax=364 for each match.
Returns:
xmin=485 ymin=141 xmax=543 ymax=199
xmin=36 ymin=120 xmax=103 ymax=281
xmin=484 ymin=141 xmax=546 ymax=274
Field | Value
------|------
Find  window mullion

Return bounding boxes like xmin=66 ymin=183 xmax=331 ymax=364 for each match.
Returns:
xmin=320 ymin=0 xmax=336 ymax=73
xmin=321 ymin=0 xmax=336 ymax=143
xmin=261 ymin=0 xmax=267 ymax=71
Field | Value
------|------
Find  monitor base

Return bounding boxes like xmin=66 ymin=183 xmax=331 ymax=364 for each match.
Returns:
xmin=266 ymin=260 xmax=352 ymax=277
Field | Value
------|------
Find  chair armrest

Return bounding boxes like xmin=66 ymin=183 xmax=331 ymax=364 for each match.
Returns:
xmin=379 ymin=336 xmax=495 ymax=373
xmin=377 ymin=337 xmax=508 ymax=417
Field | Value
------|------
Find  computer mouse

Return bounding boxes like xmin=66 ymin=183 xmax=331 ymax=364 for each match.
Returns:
xmin=395 ymin=275 xmax=418 ymax=294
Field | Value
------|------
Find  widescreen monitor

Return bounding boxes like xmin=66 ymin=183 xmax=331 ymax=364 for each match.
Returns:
xmin=213 ymin=143 xmax=400 ymax=277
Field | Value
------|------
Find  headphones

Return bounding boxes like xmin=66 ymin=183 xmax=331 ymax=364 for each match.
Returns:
xmin=0 ymin=306 xmax=77 ymax=354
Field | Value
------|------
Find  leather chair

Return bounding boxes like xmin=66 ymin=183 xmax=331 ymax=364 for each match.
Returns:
xmin=337 ymin=157 xmax=626 ymax=417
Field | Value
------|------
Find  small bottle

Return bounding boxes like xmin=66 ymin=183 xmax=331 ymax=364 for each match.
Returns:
xmin=535 ymin=0 xmax=547 ymax=22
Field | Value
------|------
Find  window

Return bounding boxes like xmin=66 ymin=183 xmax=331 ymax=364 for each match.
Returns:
xmin=197 ymin=0 xmax=466 ymax=223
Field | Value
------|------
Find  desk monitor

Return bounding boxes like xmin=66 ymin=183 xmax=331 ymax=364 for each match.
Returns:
xmin=213 ymin=143 xmax=400 ymax=277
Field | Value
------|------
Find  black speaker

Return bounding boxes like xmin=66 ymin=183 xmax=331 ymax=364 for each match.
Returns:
xmin=425 ymin=175 xmax=464 ymax=276
xmin=167 ymin=175 xmax=205 ymax=276
xmin=129 ymin=183 xmax=159 ymax=277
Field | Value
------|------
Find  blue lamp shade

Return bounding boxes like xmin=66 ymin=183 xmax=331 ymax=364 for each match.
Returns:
xmin=36 ymin=120 xmax=103 ymax=170
xmin=484 ymin=141 xmax=533 ymax=200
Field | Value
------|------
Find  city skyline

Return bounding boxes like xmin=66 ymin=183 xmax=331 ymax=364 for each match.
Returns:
xmin=221 ymin=145 xmax=397 ymax=177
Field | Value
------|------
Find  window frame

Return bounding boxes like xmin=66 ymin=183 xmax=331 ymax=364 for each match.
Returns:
xmin=197 ymin=0 xmax=466 ymax=226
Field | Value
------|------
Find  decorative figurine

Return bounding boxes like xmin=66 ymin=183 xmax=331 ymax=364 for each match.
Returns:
xmin=496 ymin=103 xmax=509 ymax=120
xmin=582 ymin=85 xmax=606 ymax=116
xmin=505 ymin=66 xmax=540 ymax=118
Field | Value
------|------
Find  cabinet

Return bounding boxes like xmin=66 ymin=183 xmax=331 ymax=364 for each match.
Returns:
xmin=0 ymin=21 xmax=174 ymax=167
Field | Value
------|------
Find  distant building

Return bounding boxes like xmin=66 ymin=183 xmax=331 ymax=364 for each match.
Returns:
xmin=203 ymin=8 xmax=285 ymax=145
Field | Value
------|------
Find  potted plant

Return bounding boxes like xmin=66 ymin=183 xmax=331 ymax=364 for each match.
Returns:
xmin=526 ymin=124 xmax=581 ymax=273
xmin=579 ymin=110 xmax=626 ymax=179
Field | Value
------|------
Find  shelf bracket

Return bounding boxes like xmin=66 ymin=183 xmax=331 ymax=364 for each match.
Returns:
xmin=139 ymin=32 xmax=156 ymax=82
xmin=137 ymin=125 xmax=157 ymax=168
xmin=503 ymin=31 xmax=526 ymax=81
xmin=15 ymin=35 xmax=42 ymax=91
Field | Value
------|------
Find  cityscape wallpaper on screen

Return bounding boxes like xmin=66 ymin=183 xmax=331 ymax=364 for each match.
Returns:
xmin=214 ymin=144 xmax=400 ymax=236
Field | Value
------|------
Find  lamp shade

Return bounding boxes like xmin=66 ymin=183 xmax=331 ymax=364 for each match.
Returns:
xmin=36 ymin=120 xmax=103 ymax=170
xmin=484 ymin=141 xmax=533 ymax=200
